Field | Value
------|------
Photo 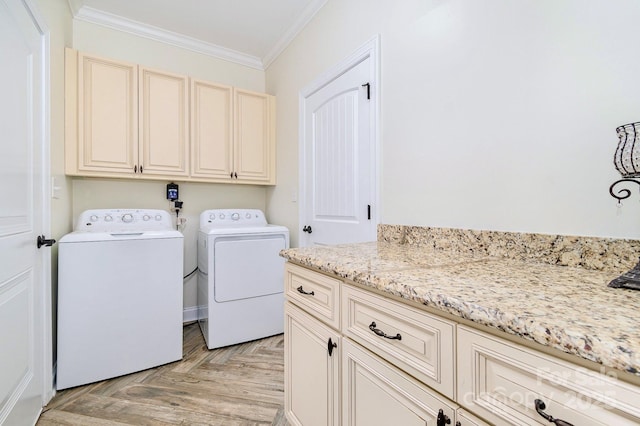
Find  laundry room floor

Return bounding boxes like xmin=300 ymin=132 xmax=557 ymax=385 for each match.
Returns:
xmin=37 ymin=323 xmax=288 ymax=425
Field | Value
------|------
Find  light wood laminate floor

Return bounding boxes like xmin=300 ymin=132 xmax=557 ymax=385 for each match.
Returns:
xmin=37 ymin=323 xmax=288 ymax=425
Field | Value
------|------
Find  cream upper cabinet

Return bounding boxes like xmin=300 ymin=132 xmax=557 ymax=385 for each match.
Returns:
xmin=66 ymin=50 xmax=138 ymax=175
xmin=191 ymin=84 xmax=275 ymax=184
xmin=139 ymin=67 xmax=189 ymax=177
xmin=66 ymin=48 xmax=276 ymax=184
xmin=190 ymin=79 xmax=233 ymax=180
xmin=233 ymin=88 xmax=276 ymax=184
xmin=66 ymin=49 xmax=188 ymax=178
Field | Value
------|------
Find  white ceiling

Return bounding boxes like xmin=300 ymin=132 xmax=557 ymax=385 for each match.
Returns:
xmin=67 ymin=0 xmax=327 ymax=69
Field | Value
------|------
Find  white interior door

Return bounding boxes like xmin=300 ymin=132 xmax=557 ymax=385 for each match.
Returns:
xmin=0 ymin=0 xmax=50 ymax=424
xmin=300 ymin=39 xmax=379 ymax=247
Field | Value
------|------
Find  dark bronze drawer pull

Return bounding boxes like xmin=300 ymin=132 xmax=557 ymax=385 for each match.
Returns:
xmin=534 ymin=399 xmax=574 ymax=426
xmin=296 ymin=285 xmax=314 ymax=296
xmin=368 ymin=321 xmax=401 ymax=340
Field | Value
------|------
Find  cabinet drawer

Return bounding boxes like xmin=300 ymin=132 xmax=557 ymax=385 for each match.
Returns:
xmin=342 ymin=338 xmax=457 ymax=426
xmin=285 ymin=263 xmax=341 ymax=329
xmin=458 ymin=326 xmax=640 ymax=425
xmin=342 ymin=284 xmax=455 ymax=399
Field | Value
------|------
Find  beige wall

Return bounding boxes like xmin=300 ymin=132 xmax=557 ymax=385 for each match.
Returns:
xmin=45 ymin=0 xmax=640 ymax=320
xmin=266 ymin=0 xmax=640 ymax=245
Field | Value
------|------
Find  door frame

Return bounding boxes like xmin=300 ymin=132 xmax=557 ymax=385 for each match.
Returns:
xmin=22 ymin=0 xmax=54 ymax=405
xmin=298 ymin=35 xmax=380 ymax=247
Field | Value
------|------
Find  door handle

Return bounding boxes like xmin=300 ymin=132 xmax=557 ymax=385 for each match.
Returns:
xmin=302 ymin=225 xmax=312 ymax=233
xmin=37 ymin=235 xmax=56 ymax=249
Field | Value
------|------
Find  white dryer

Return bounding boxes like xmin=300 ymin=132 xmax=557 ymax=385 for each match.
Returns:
xmin=57 ymin=209 xmax=183 ymax=390
xmin=197 ymin=209 xmax=289 ymax=349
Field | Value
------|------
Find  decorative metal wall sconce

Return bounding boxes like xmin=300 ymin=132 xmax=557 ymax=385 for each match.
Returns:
xmin=609 ymin=121 xmax=640 ymax=290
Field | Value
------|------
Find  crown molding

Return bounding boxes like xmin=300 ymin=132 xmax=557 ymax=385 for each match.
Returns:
xmin=74 ymin=6 xmax=265 ymax=70
xmin=263 ymin=0 xmax=328 ymax=69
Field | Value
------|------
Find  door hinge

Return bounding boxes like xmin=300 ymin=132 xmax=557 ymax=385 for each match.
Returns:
xmin=367 ymin=204 xmax=371 ymax=220
xmin=362 ymin=82 xmax=370 ymax=100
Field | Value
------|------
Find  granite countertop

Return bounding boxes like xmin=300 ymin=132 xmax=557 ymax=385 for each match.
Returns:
xmin=280 ymin=241 xmax=640 ymax=377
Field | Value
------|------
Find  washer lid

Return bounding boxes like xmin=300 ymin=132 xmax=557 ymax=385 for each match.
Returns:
xmin=60 ymin=230 xmax=183 ymax=243
xmin=74 ymin=209 xmax=175 ymax=232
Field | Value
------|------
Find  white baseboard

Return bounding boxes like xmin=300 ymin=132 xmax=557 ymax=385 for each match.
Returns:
xmin=183 ymin=306 xmax=199 ymax=324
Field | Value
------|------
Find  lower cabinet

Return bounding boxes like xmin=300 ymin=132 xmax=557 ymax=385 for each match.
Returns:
xmin=285 ymin=302 xmax=340 ymax=426
xmin=284 ymin=262 xmax=640 ymax=426
xmin=457 ymin=326 xmax=640 ymax=425
xmin=342 ymin=339 xmax=457 ymax=426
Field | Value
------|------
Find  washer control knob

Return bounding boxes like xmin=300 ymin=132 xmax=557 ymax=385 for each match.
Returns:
xmin=219 ymin=213 xmax=225 ymax=220
xmin=155 ymin=214 xmax=162 ymax=221
xmin=209 ymin=214 xmax=215 ymax=220
xmin=104 ymin=215 xmax=113 ymax=222
xmin=89 ymin=215 xmax=99 ymax=222
xmin=231 ymin=212 xmax=240 ymax=221
xmin=245 ymin=212 xmax=252 ymax=219
xmin=143 ymin=214 xmax=151 ymax=221
xmin=122 ymin=213 xmax=134 ymax=223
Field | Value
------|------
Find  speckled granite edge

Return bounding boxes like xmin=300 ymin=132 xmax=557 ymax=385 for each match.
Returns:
xmin=348 ymin=265 xmax=639 ymax=376
xmin=378 ymin=224 xmax=640 ymax=272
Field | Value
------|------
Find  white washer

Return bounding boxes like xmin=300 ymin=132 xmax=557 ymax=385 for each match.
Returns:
xmin=197 ymin=209 xmax=289 ymax=349
xmin=57 ymin=209 xmax=183 ymax=390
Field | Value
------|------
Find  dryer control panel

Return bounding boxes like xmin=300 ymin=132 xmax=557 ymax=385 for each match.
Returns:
xmin=75 ymin=209 xmax=174 ymax=232
xmin=200 ymin=209 xmax=268 ymax=228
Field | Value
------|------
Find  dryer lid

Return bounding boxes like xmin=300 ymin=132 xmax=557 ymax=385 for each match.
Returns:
xmin=199 ymin=209 xmax=268 ymax=229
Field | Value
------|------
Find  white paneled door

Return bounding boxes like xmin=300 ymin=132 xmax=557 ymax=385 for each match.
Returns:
xmin=301 ymin=39 xmax=378 ymax=246
xmin=0 ymin=0 xmax=51 ymax=424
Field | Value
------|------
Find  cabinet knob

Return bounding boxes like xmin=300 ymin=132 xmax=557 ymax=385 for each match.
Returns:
xmin=436 ymin=409 xmax=451 ymax=426
xmin=327 ymin=337 xmax=337 ymax=356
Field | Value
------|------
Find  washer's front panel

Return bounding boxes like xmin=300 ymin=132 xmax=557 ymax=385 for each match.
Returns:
xmin=57 ymin=237 xmax=183 ymax=389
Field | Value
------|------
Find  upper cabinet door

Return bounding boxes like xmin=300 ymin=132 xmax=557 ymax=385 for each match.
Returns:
xmin=73 ymin=51 xmax=138 ymax=175
xmin=139 ymin=67 xmax=189 ymax=177
xmin=233 ymin=88 xmax=275 ymax=184
xmin=190 ymin=79 xmax=233 ymax=180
